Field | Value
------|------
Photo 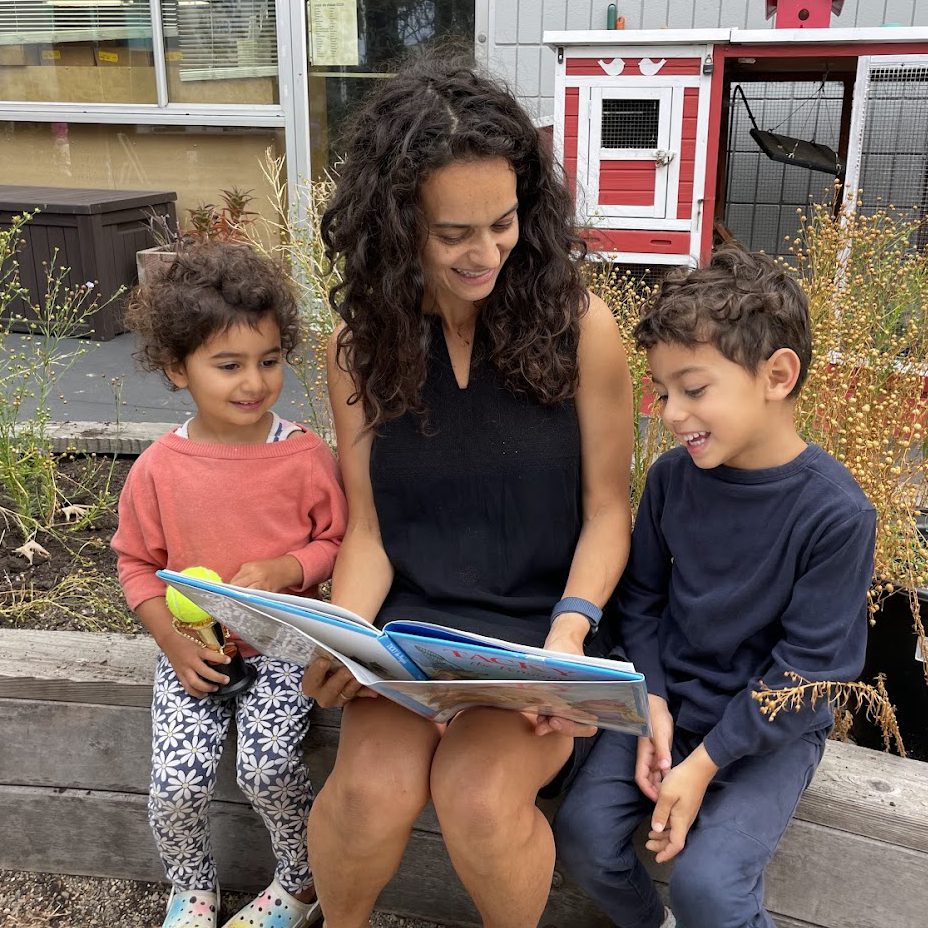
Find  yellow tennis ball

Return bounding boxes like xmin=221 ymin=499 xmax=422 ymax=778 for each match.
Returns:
xmin=165 ymin=566 xmax=222 ymax=625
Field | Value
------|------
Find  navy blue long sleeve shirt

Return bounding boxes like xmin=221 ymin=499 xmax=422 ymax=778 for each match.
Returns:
xmin=616 ymin=444 xmax=876 ymax=769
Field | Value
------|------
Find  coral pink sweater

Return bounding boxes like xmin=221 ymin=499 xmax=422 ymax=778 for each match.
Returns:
xmin=112 ymin=429 xmax=347 ymax=657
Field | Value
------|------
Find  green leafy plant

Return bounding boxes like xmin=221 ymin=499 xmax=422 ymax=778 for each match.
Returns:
xmin=0 ymin=212 xmax=121 ymax=546
xmin=146 ymin=187 xmax=259 ymax=254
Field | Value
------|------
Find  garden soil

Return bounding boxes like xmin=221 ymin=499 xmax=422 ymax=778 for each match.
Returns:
xmin=0 ymin=869 xmax=442 ymax=928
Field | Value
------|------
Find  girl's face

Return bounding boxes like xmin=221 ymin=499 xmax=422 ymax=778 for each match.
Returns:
xmin=167 ymin=314 xmax=285 ymax=444
xmin=419 ymin=157 xmax=519 ymax=314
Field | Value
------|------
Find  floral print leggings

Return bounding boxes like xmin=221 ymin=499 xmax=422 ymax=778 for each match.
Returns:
xmin=148 ymin=653 xmax=313 ymax=894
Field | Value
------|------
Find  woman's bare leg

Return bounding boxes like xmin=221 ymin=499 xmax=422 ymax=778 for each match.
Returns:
xmin=308 ymin=699 xmax=441 ymax=928
xmin=430 ymin=709 xmax=574 ymax=928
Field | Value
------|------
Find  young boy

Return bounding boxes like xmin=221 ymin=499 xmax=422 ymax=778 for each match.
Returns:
xmin=554 ymin=246 xmax=876 ymax=928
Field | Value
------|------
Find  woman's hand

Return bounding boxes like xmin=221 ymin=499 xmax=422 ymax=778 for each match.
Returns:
xmin=534 ymin=612 xmax=598 ymax=737
xmin=301 ymin=656 xmax=378 ymax=708
xmin=162 ymin=632 xmax=231 ymax=699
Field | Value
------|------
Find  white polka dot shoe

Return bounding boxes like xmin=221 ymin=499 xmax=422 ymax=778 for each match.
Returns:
xmin=220 ymin=877 xmax=322 ymax=928
xmin=162 ymin=887 xmax=219 ymax=928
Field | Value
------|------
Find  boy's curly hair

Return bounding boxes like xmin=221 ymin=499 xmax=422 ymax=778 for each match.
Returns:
xmin=634 ymin=245 xmax=812 ymax=397
xmin=125 ymin=242 xmax=300 ymax=388
xmin=323 ymin=53 xmax=589 ymax=429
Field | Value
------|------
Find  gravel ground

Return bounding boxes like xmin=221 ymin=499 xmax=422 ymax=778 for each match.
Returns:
xmin=0 ymin=870 xmax=446 ymax=928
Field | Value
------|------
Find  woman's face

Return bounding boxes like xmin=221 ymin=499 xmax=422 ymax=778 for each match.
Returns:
xmin=419 ymin=157 xmax=519 ymax=313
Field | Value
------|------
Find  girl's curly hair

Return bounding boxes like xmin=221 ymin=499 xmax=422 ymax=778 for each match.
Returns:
xmin=125 ymin=242 xmax=300 ymax=388
xmin=323 ymin=55 xmax=589 ymax=428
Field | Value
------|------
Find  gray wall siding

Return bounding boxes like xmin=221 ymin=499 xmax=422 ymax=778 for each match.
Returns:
xmin=490 ymin=0 xmax=928 ymax=120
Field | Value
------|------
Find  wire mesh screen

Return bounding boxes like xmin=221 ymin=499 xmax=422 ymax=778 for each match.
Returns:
xmin=602 ymin=99 xmax=659 ymax=149
xmin=724 ymin=82 xmax=844 ymax=258
xmin=858 ymin=67 xmax=928 ymax=241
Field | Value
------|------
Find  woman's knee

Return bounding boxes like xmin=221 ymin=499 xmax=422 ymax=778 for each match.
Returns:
xmin=431 ymin=762 xmax=514 ymax=837
xmin=319 ymin=734 xmax=432 ymax=839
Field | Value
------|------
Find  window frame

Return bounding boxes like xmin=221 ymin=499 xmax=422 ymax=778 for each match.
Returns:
xmin=0 ymin=1 xmax=487 ymax=213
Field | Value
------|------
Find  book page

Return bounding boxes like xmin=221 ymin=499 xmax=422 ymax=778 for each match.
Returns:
xmin=159 ymin=571 xmax=420 ymax=681
xmin=386 ymin=629 xmax=641 ymax=683
xmin=383 ymin=620 xmax=637 ymax=675
xmin=382 ymin=679 xmax=650 ymax=735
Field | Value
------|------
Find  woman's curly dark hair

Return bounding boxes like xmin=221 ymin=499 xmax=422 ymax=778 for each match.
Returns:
xmin=125 ymin=242 xmax=301 ymax=388
xmin=323 ymin=55 xmax=589 ymax=428
xmin=634 ymin=244 xmax=812 ymax=398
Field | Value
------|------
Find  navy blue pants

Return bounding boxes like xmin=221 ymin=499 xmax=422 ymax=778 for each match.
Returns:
xmin=554 ymin=727 xmax=826 ymax=928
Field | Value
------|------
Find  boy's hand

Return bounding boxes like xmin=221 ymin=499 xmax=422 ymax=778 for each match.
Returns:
xmin=646 ymin=743 xmax=718 ymax=864
xmin=230 ymin=554 xmax=302 ymax=592
xmin=534 ymin=613 xmax=599 ymax=737
xmin=635 ymin=693 xmax=674 ymax=801
xmin=162 ymin=631 xmax=231 ymax=699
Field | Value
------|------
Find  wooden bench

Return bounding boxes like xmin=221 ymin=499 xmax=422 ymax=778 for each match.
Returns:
xmin=1 ymin=630 xmax=926 ymax=928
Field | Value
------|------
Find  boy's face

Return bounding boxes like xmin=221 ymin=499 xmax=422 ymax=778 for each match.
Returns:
xmin=168 ymin=314 xmax=285 ymax=444
xmin=648 ymin=340 xmax=788 ymax=471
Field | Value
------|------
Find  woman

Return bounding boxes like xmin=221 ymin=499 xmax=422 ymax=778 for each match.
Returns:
xmin=302 ymin=56 xmax=634 ymax=928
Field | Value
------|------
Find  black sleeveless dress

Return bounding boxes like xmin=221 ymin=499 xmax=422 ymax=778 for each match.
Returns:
xmin=369 ymin=315 xmax=582 ymax=648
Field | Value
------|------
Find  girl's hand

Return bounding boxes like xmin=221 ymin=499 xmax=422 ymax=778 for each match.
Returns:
xmin=230 ymin=554 xmax=303 ymax=592
xmin=534 ymin=612 xmax=598 ymax=737
xmin=162 ymin=632 xmax=231 ymax=699
xmin=301 ymin=656 xmax=378 ymax=708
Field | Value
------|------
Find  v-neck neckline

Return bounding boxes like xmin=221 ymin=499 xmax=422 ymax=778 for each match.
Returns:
xmin=432 ymin=314 xmax=476 ymax=391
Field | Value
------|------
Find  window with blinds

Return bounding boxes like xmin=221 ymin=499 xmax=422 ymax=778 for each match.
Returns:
xmin=0 ymin=1 xmax=153 ymax=45
xmin=161 ymin=0 xmax=278 ymax=82
xmin=0 ymin=1 xmax=157 ymax=105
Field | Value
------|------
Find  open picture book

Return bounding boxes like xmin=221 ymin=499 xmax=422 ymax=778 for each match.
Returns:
xmin=157 ymin=569 xmax=650 ymax=735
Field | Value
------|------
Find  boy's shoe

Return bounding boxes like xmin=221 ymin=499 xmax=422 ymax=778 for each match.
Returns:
xmin=660 ymin=907 xmax=676 ymax=928
xmin=162 ymin=887 xmax=220 ymax=928
xmin=220 ymin=877 xmax=322 ymax=928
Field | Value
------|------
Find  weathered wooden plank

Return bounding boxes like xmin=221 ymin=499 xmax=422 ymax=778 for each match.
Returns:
xmin=3 ymin=782 xmax=917 ymax=928
xmin=0 ymin=785 xmax=275 ymax=894
xmin=0 ymin=630 xmax=158 ymax=708
xmin=793 ymin=738 xmax=928 ymax=854
xmin=5 ymin=630 xmax=928 ymax=928
xmin=0 ymin=698 xmax=339 ymax=805
xmin=0 ymin=697 xmax=441 ymax=833
xmin=0 ymin=785 xmax=611 ymax=928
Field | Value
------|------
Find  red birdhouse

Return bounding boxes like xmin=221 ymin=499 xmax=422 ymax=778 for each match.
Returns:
xmin=765 ymin=0 xmax=845 ymax=29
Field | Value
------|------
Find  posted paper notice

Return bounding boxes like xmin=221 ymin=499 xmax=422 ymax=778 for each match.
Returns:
xmin=308 ymin=0 xmax=359 ymax=67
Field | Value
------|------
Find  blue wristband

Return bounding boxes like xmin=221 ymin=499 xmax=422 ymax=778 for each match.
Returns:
xmin=550 ymin=596 xmax=603 ymax=634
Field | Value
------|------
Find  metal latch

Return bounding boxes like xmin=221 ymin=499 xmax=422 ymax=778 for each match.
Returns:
xmin=654 ymin=150 xmax=676 ymax=166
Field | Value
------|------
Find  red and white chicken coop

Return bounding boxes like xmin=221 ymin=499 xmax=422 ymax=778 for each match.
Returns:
xmin=545 ymin=20 xmax=928 ymax=267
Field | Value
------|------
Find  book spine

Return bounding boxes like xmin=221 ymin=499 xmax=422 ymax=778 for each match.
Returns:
xmin=381 ymin=635 xmax=428 ymax=680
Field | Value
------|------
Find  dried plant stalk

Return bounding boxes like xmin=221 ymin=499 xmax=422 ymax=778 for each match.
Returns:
xmin=792 ymin=203 xmax=928 ymax=689
xmin=753 ymin=672 xmax=905 ymax=756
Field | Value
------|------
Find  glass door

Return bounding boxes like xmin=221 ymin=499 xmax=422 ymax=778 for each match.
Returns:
xmin=304 ymin=0 xmax=476 ymax=178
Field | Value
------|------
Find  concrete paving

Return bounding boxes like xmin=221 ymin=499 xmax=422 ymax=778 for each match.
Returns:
xmin=3 ymin=331 xmax=321 ymax=428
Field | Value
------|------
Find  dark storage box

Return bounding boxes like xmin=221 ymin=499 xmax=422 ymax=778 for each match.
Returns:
xmin=0 ymin=186 xmax=177 ymax=340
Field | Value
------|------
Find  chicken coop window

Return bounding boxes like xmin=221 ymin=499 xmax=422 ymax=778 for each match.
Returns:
xmin=601 ymin=99 xmax=660 ymax=149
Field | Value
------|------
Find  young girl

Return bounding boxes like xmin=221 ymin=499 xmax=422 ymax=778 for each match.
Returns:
xmin=112 ymin=243 xmax=346 ymax=928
